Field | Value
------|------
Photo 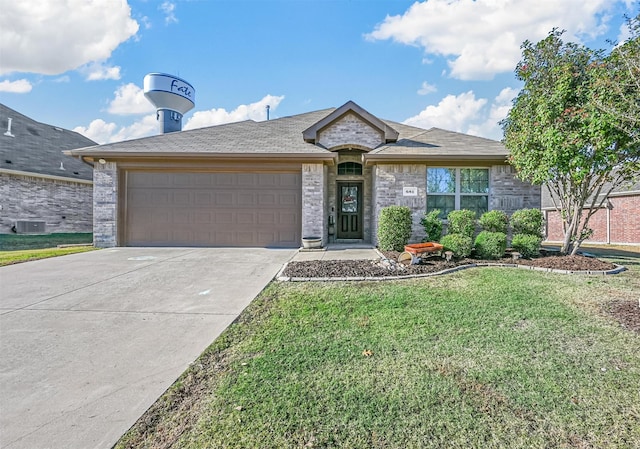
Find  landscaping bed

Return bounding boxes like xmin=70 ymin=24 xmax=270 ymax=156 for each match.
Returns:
xmin=283 ymin=251 xmax=618 ymax=279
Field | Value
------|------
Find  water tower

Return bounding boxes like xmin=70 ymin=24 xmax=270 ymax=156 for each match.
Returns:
xmin=143 ymin=73 xmax=195 ymax=134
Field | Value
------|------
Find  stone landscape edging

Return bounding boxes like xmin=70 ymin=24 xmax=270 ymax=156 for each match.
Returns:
xmin=275 ymin=259 xmax=627 ymax=282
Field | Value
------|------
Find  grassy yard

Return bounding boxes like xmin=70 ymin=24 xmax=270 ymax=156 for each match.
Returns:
xmin=0 ymin=232 xmax=93 ymax=251
xmin=0 ymin=246 xmax=97 ymax=266
xmin=117 ymin=260 xmax=640 ymax=448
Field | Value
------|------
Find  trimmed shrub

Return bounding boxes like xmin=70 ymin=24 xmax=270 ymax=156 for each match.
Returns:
xmin=511 ymin=233 xmax=543 ymax=258
xmin=474 ymin=231 xmax=507 ymax=260
xmin=511 ymin=208 xmax=545 ymax=238
xmin=446 ymin=210 xmax=477 ymax=238
xmin=421 ymin=209 xmax=443 ymax=242
xmin=377 ymin=206 xmax=413 ymax=251
xmin=440 ymin=233 xmax=473 ymax=258
xmin=479 ymin=210 xmax=508 ymax=233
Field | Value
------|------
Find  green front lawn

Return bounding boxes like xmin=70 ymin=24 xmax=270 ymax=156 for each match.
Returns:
xmin=0 ymin=246 xmax=97 ymax=266
xmin=117 ymin=264 xmax=640 ymax=448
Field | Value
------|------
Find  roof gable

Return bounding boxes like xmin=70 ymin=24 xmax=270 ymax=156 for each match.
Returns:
xmin=302 ymin=100 xmax=399 ymax=145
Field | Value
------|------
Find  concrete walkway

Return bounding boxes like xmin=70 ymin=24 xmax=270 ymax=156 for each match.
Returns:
xmin=291 ymin=243 xmax=380 ymax=261
xmin=0 ymin=247 xmax=295 ymax=449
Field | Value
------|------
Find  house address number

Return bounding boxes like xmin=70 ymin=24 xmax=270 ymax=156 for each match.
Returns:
xmin=403 ymin=187 xmax=418 ymax=196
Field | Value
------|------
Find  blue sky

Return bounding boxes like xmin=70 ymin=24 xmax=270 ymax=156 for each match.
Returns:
xmin=0 ymin=0 xmax=636 ymax=144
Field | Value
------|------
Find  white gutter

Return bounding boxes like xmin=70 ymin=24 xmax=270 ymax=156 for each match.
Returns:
xmin=0 ymin=168 xmax=93 ymax=185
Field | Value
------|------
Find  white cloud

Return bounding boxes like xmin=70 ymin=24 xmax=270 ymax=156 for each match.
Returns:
xmin=366 ymin=0 xmax=620 ymax=80
xmin=74 ymin=114 xmax=157 ymax=144
xmin=467 ymin=87 xmax=519 ymax=140
xmin=82 ymin=61 xmax=122 ymax=81
xmin=160 ymin=1 xmax=178 ymax=25
xmin=417 ymin=81 xmax=437 ymax=95
xmin=403 ymin=91 xmax=487 ymax=133
xmin=74 ymin=119 xmax=118 ymax=144
xmin=184 ymin=95 xmax=285 ymax=130
xmin=75 ymin=95 xmax=285 ymax=144
xmin=53 ymin=75 xmax=70 ymax=83
xmin=0 ymin=78 xmax=32 ymax=93
xmin=0 ymin=1 xmax=138 ymax=76
xmin=107 ymin=83 xmax=155 ymax=115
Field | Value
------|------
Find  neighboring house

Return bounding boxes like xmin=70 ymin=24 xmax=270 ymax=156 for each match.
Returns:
xmin=0 ymin=103 xmax=95 ymax=235
xmin=542 ymin=181 xmax=640 ymax=245
xmin=65 ymin=101 xmax=540 ymax=248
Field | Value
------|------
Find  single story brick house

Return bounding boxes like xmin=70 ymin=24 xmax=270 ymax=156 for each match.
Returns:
xmin=66 ymin=101 xmax=540 ymax=248
xmin=542 ymin=181 xmax=640 ymax=245
xmin=0 ymin=103 xmax=95 ymax=235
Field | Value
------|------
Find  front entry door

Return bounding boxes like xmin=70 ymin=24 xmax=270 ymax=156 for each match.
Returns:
xmin=337 ymin=182 xmax=363 ymax=239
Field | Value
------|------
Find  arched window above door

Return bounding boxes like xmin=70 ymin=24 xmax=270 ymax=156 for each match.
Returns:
xmin=337 ymin=162 xmax=363 ymax=176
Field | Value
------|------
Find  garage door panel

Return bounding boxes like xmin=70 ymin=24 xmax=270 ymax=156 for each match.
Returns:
xmin=125 ymin=172 xmax=301 ymax=247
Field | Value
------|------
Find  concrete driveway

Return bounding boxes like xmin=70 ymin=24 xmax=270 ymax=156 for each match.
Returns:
xmin=0 ymin=247 xmax=295 ymax=449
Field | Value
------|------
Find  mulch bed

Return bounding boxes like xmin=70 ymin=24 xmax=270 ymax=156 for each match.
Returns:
xmin=282 ymin=251 xmax=618 ymax=279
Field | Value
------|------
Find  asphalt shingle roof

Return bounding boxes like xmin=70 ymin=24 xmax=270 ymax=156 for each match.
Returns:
xmin=66 ymin=103 xmax=508 ymax=161
xmin=0 ymin=103 xmax=95 ymax=180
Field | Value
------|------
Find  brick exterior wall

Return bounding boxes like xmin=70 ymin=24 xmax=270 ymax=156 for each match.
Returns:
xmin=372 ymin=164 xmax=427 ymax=244
xmin=317 ymin=112 xmax=384 ymax=149
xmin=545 ymin=193 xmax=640 ymax=244
xmin=490 ymin=165 xmax=541 ymax=216
xmin=93 ymin=162 xmax=119 ymax=247
xmin=302 ymin=163 xmax=326 ymax=245
xmin=0 ymin=172 xmax=92 ymax=234
xmin=370 ymin=163 xmax=541 ymax=246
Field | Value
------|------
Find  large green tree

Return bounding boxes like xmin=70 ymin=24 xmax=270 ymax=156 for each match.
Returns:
xmin=592 ymin=14 xmax=639 ymax=142
xmin=502 ymin=29 xmax=640 ymax=255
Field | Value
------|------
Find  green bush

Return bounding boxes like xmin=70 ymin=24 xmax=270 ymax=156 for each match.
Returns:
xmin=510 ymin=209 xmax=545 ymax=238
xmin=478 ymin=210 xmax=508 ymax=233
xmin=474 ymin=231 xmax=507 ymax=260
xmin=511 ymin=234 xmax=543 ymax=258
xmin=440 ymin=233 xmax=473 ymax=258
xmin=377 ymin=206 xmax=413 ymax=251
xmin=421 ymin=209 xmax=443 ymax=242
xmin=446 ymin=210 xmax=477 ymax=238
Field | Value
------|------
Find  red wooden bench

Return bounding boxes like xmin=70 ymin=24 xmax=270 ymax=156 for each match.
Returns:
xmin=397 ymin=242 xmax=444 ymax=265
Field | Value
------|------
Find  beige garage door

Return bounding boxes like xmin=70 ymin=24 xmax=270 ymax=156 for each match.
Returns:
xmin=125 ymin=172 xmax=301 ymax=247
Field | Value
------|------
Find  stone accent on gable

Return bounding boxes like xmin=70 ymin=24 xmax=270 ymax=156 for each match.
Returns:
xmin=372 ymin=164 xmax=427 ymax=244
xmin=302 ymin=163 xmax=327 ymax=245
xmin=0 ymin=172 xmax=92 ymax=234
xmin=317 ymin=112 xmax=384 ymax=150
xmin=93 ymin=162 xmax=119 ymax=247
xmin=490 ymin=165 xmax=541 ymax=216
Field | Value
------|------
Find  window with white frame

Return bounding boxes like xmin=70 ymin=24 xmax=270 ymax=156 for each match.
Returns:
xmin=426 ymin=168 xmax=489 ymax=219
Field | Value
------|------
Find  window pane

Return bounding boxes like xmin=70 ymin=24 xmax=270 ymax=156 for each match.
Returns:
xmin=460 ymin=195 xmax=488 ymax=216
xmin=427 ymin=195 xmax=455 ymax=219
xmin=460 ymin=169 xmax=489 ymax=193
xmin=427 ymin=168 xmax=456 ymax=193
xmin=338 ymin=162 xmax=362 ymax=175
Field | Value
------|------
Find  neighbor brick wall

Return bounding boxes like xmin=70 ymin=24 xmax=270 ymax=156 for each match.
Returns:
xmin=302 ymin=163 xmax=326 ymax=245
xmin=318 ymin=112 xmax=384 ymax=149
xmin=93 ymin=162 xmax=119 ymax=247
xmin=545 ymin=194 xmax=640 ymax=244
xmin=0 ymin=172 xmax=92 ymax=234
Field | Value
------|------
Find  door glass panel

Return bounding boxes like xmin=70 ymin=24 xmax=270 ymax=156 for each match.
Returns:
xmin=341 ymin=186 xmax=358 ymax=213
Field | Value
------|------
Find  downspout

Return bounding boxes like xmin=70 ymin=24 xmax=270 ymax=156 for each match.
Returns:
xmin=606 ymin=200 xmax=611 ymax=244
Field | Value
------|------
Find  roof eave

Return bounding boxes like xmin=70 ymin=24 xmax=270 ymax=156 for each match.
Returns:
xmin=69 ymin=151 xmax=338 ymax=163
xmin=363 ymin=153 xmax=509 ymax=166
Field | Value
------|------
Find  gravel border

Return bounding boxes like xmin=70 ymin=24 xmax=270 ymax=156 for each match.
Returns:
xmin=276 ymin=252 xmax=627 ymax=282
